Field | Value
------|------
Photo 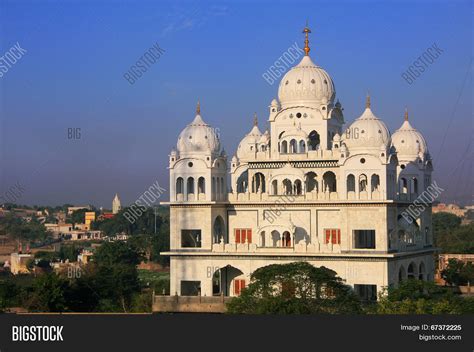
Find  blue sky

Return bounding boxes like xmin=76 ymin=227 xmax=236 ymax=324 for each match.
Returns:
xmin=0 ymin=0 xmax=472 ymax=207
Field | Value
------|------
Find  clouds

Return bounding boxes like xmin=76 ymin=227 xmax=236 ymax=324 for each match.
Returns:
xmin=160 ymin=4 xmax=228 ymax=37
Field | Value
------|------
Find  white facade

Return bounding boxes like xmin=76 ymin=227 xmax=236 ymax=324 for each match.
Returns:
xmin=162 ymin=27 xmax=435 ymax=301
xmin=112 ymin=193 xmax=121 ymax=214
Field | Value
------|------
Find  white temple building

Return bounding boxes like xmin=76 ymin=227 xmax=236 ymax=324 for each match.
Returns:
xmin=112 ymin=193 xmax=121 ymax=214
xmin=162 ymin=26 xmax=435 ymax=301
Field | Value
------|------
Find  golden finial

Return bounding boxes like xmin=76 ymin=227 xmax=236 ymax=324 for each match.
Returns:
xmin=302 ymin=22 xmax=311 ymax=56
xmin=366 ymin=92 xmax=371 ymax=109
xmin=253 ymin=112 xmax=258 ymax=126
xmin=404 ymin=107 xmax=408 ymax=121
xmin=196 ymin=101 xmax=200 ymax=114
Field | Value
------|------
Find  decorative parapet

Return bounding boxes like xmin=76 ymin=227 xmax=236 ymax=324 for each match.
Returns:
xmin=211 ymin=241 xmax=342 ymax=254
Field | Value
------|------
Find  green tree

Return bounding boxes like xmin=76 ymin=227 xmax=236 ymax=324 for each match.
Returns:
xmin=460 ymin=262 xmax=474 ymax=285
xmin=433 ymin=212 xmax=462 ymax=233
xmin=28 ymin=273 xmax=68 ymax=312
xmin=373 ymin=280 xmax=467 ymax=314
xmin=0 ymin=275 xmax=19 ymax=310
xmin=91 ymin=241 xmax=143 ymax=312
xmin=442 ymin=259 xmax=466 ymax=286
xmin=227 ymin=262 xmax=361 ymax=314
xmin=69 ymin=209 xmax=88 ymax=227
xmin=432 ymin=212 xmax=470 ymax=253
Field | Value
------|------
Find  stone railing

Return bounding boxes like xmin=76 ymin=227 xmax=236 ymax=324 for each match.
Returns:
xmin=228 ymin=191 xmax=339 ymax=202
xmin=211 ymin=241 xmax=341 ymax=254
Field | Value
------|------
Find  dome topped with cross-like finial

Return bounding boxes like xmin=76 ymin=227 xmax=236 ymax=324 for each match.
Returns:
xmin=391 ymin=108 xmax=429 ymax=162
xmin=342 ymin=95 xmax=391 ymax=153
xmin=278 ymin=24 xmax=335 ymax=108
xmin=176 ymin=102 xmax=221 ymax=157
xmin=237 ymin=113 xmax=262 ymax=160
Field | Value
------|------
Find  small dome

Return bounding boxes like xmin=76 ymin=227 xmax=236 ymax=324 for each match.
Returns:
xmin=391 ymin=110 xmax=428 ymax=162
xmin=333 ymin=133 xmax=341 ymax=142
xmin=237 ymin=116 xmax=262 ymax=160
xmin=342 ymin=97 xmax=391 ymax=153
xmin=278 ymin=55 xmax=335 ymax=108
xmin=176 ymin=105 xmax=221 ymax=156
xmin=270 ymin=98 xmax=279 ymax=107
xmin=259 ymin=130 xmax=270 ymax=144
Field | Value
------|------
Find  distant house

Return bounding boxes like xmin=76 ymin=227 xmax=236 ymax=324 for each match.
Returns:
xmin=97 ymin=212 xmax=115 ymax=221
xmin=77 ymin=247 xmax=95 ymax=264
xmin=61 ymin=230 xmax=103 ymax=241
xmin=10 ymin=253 xmax=32 ymax=275
xmin=432 ymin=203 xmax=468 ymax=218
xmin=67 ymin=206 xmax=91 ymax=215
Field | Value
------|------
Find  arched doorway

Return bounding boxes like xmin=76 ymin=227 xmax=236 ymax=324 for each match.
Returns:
xmin=323 ymin=171 xmax=337 ymax=192
xmin=407 ymin=262 xmax=417 ymax=279
xmin=213 ymin=216 xmax=225 ymax=244
xmin=399 ymin=265 xmax=406 ymax=282
xmin=213 ymin=265 xmax=244 ymax=296
xmin=419 ymin=262 xmax=425 ymax=280
xmin=308 ymin=130 xmax=320 ymax=150
xmin=283 ymin=231 xmax=291 ymax=247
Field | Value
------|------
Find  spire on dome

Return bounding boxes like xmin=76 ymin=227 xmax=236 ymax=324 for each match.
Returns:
xmin=253 ymin=112 xmax=258 ymax=126
xmin=366 ymin=93 xmax=371 ymax=109
xmin=196 ymin=101 xmax=201 ymax=114
xmin=404 ymin=107 xmax=408 ymax=121
xmin=302 ymin=22 xmax=311 ymax=56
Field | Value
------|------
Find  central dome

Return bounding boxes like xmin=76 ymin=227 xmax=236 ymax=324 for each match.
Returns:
xmin=278 ymin=55 xmax=335 ymax=107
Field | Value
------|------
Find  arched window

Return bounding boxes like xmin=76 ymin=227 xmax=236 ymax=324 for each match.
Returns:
xmin=272 ymin=180 xmax=278 ymax=195
xmin=398 ymin=229 xmax=406 ymax=243
xmin=282 ymin=231 xmax=291 ymax=247
xmin=187 ymin=177 xmax=195 ymax=195
xmin=418 ymin=262 xmax=425 ymax=280
xmin=176 ymin=177 xmax=184 ymax=194
xmin=305 ymin=172 xmax=317 ymax=192
xmin=412 ymin=177 xmax=418 ymax=194
xmin=213 ymin=216 xmax=225 ymax=243
xmin=198 ymin=177 xmax=205 ymax=194
xmin=236 ymin=171 xmax=248 ymax=193
xmin=407 ymin=262 xmax=416 ymax=279
xmin=283 ymin=179 xmax=292 ymax=195
xmin=400 ymin=178 xmax=408 ymax=194
xmin=220 ymin=177 xmax=224 ymax=194
xmin=253 ymin=173 xmax=266 ymax=193
xmin=281 ymin=141 xmax=288 ymax=154
xmin=294 ymin=179 xmax=302 ymax=195
xmin=308 ymin=130 xmax=320 ymax=151
xmin=347 ymin=174 xmax=355 ymax=192
xmin=371 ymin=174 xmax=380 ymax=192
xmin=399 ymin=266 xmax=406 ymax=282
xmin=359 ymin=174 xmax=368 ymax=192
xmin=290 ymin=139 xmax=297 ymax=153
xmin=323 ymin=171 xmax=337 ymax=192
xmin=271 ymin=230 xmax=280 ymax=247
xmin=299 ymin=140 xmax=306 ymax=153
xmin=260 ymin=231 xmax=266 ymax=247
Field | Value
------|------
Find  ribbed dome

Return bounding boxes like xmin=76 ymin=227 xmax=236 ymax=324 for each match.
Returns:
xmin=342 ymin=100 xmax=391 ymax=153
xmin=237 ymin=121 xmax=262 ymax=160
xmin=177 ymin=112 xmax=221 ymax=156
xmin=278 ymin=55 xmax=335 ymax=107
xmin=391 ymin=112 xmax=428 ymax=162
